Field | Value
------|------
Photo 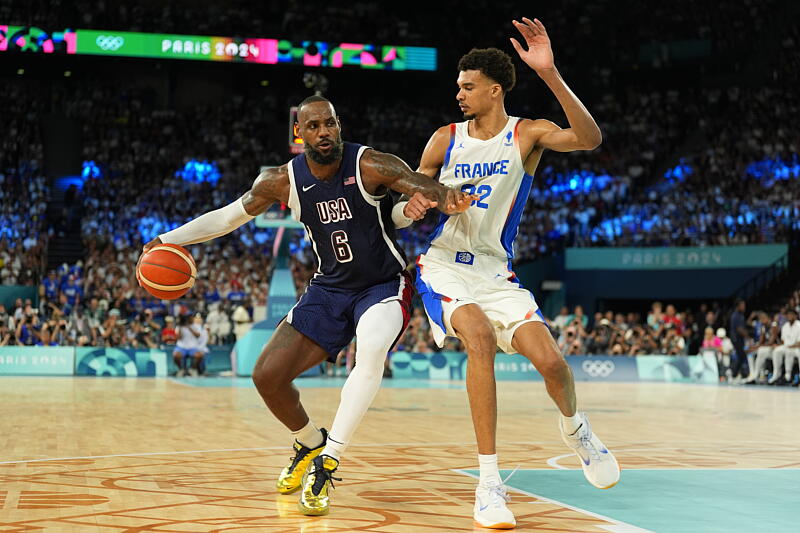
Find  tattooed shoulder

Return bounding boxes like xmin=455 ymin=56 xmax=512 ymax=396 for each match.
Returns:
xmin=362 ymin=149 xmax=410 ymax=180
xmin=242 ymin=164 xmax=289 ymax=215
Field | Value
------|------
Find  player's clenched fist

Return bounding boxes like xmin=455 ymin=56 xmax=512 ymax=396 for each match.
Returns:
xmin=403 ymin=192 xmax=437 ymax=221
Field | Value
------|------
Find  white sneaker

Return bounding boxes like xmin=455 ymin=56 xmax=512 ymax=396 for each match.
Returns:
xmin=473 ymin=481 xmax=515 ymax=529
xmin=560 ymin=413 xmax=620 ymax=489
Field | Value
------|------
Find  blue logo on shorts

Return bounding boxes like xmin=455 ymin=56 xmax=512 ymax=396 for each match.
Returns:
xmin=455 ymin=251 xmax=474 ymax=265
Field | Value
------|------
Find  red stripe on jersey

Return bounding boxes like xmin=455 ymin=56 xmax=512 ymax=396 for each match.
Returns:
xmin=505 ymin=119 xmax=524 ymax=221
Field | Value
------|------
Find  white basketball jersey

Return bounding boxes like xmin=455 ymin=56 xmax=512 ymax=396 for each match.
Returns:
xmin=427 ymin=117 xmax=532 ymax=261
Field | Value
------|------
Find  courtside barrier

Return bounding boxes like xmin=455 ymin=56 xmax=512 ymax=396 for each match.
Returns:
xmin=0 ymin=347 xmax=718 ymax=383
xmin=390 ymin=352 xmax=718 ymax=383
xmin=74 ymin=348 xmax=168 ymax=376
xmin=0 ymin=346 xmax=74 ymax=375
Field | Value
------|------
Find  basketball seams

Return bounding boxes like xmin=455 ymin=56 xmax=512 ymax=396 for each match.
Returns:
xmin=138 ymin=275 xmax=194 ymax=292
xmin=139 ymin=261 xmax=195 ymax=278
xmin=152 ymin=244 xmax=198 ymax=278
xmin=137 ymin=243 xmax=197 ymax=298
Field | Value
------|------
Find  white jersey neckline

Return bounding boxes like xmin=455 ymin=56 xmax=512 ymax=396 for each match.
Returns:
xmin=462 ymin=116 xmax=514 ymax=143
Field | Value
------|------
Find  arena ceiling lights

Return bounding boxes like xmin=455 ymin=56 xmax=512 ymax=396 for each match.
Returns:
xmin=0 ymin=25 xmax=437 ymax=71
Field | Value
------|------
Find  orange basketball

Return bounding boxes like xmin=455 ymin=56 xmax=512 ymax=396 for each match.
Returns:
xmin=136 ymin=243 xmax=196 ymax=300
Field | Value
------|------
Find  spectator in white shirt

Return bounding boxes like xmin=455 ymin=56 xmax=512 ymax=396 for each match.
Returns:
xmin=173 ymin=315 xmax=203 ymax=377
xmin=769 ymin=309 xmax=800 ymax=384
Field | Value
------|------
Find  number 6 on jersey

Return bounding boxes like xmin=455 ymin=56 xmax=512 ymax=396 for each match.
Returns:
xmin=331 ymin=230 xmax=353 ymax=263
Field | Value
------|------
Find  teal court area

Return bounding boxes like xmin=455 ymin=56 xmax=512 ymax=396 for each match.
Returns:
xmin=462 ymin=468 xmax=799 ymax=533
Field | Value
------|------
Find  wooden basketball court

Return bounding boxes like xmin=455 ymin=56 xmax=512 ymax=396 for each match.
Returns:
xmin=1 ymin=376 xmax=797 ymax=532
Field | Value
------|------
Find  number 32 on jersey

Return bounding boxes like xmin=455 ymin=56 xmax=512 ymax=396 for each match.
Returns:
xmin=461 ymin=184 xmax=492 ymax=209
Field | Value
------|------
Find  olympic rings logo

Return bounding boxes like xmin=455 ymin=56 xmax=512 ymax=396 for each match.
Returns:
xmin=581 ymin=360 xmax=616 ymax=378
xmin=95 ymin=35 xmax=125 ymax=51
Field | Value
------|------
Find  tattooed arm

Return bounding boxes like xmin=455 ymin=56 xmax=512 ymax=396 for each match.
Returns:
xmin=240 ymin=165 xmax=291 ymax=216
xmin=360 ymin=149 xmax=475 ymax=215
xmin=142 ymin=165 xmax=290 ymax=252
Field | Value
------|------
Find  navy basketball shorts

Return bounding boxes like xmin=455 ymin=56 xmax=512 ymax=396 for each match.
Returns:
xmin=286 ymin=271 xmax=412 ymax=359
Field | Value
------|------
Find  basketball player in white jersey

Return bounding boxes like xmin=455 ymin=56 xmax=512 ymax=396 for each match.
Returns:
xmin=394 ymin=17 xmax=620 ymax=529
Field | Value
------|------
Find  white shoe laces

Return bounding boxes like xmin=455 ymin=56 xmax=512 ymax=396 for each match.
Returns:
xmin=482 ymin=466 xmax=519 ymax=506
xmin=485 ymin=483 xmax=510 ymax=506
xmin=579 ymin=432 xmax=602 ymax=461
xmin=566 ymin=415 xmax=603 ymax=462
xmin=576 ymin=419 xmax=603 ymax=461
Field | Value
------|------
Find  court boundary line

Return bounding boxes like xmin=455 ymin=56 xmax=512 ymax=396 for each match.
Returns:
xmin=453 ymin=469 xmax=654 ymax=533
xmin=4 ymin=444 xmax=798 ymax=467
xmin=524 ymin=465 xmax=800 ymax=471
xmin=0 ymin=441 xmax=556 ymax=465
xmin=547 ymin=450 xmax=800 ymax=470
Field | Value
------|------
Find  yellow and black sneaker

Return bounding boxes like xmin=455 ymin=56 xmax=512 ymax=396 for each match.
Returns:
xmin=298 ymin=454 xmax=341 ymax=516
xmin=276 ymin=428 xmax=328 ymax=495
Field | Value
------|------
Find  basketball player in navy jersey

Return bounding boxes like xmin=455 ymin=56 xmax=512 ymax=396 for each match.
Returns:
xmin=142 ymin=95 xmax=474 ymax=516
xmin=393 ymin=18 xmax=620 ymax=528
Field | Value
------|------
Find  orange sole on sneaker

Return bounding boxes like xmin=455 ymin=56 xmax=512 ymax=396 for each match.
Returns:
xmin=473 ymin=520 xmax=516 ymax=529
xmin=597 ymin=466 xmax=622 ymax=490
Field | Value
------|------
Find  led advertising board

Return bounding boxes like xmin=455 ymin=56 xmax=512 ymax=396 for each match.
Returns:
xmin=0 ymin=25 xmax=437 ymax=71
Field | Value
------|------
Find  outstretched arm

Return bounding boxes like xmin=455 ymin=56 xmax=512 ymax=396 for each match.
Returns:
xmin=360 ymin=149 xmax=475 ymax=215
xmin=142 ymin=165 xmax=290 ymax=252
xmin=511 ymin=17 xmax=601 ymax=152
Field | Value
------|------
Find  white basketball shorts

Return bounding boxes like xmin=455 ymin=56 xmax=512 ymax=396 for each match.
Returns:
xmin=415 ymin=247 xmax=545 ymax=354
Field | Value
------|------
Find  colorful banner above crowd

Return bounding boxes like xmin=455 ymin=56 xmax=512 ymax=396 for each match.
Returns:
xmin=0 ymin=25 xmax=437 ymax=71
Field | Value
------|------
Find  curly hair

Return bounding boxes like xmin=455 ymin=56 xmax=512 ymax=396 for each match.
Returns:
xmin=457 ymin=48 xmax=516 ymax=93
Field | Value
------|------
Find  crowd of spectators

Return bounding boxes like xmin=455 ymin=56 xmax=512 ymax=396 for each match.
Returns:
xmin=2 ymin=1 xmax=798 ymax=370
xmin=0 ymin=80 xmax=50 ymax=286
xmin=0 ymin=219 xmax=269 ymax=355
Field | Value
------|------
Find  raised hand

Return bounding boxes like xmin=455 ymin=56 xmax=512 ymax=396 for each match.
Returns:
xmin=510 ymin=17 xmax=554 ymax=72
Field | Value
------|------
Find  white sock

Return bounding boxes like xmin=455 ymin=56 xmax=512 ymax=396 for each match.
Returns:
xmin=478 ymin=454 xmax=501 ymax=485
xmin=324 ymin=301 xmax=405 ymax=462
xmin=561 ymin=413 xmax=582 ymax=434
xmin=292 ymin=420 xmax=323 ymax=449
xmin=321 ymin=434 xmax=346 ymax=461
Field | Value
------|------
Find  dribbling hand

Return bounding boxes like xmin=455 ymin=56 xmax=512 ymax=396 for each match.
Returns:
xmin=137 ymin=237 xmax=163 ymax=288
xmin=142 ymin=237 xmax=163 ymax=254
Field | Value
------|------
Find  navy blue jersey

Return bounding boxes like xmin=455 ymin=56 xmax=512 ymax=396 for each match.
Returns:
xmin=287 ymin=142 xmax=407 ymax=290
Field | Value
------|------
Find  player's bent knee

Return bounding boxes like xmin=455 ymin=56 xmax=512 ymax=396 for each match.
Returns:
xmin=538 ymin=355 xmax=569 ymax=380
xmin=252 ymin=363 xmax=287 ymax=394
xmin=461 ymin=323 xmax=497 ymax=356
xmin=353 ymin=351 xmax=387 ymax=376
